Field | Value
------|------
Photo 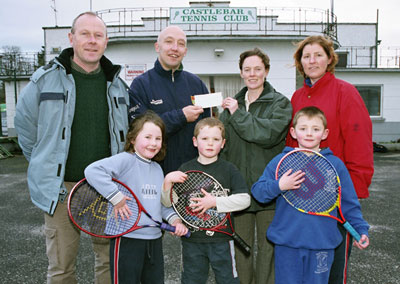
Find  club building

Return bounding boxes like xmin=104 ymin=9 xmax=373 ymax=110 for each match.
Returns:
xmin=2 ymin=1 xmax=400 ymax=142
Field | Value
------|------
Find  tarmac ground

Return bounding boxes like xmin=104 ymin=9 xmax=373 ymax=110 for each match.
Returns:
xmin=0 ymin=152 xmax=399 ymax=283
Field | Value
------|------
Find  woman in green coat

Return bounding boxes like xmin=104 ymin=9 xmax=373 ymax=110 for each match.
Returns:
xmin=219 ymin=48 xmax=292 ymax=284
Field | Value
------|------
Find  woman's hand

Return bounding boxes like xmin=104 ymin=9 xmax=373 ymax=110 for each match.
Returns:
xmin=222 ymin=97 xmax=239 ymax=115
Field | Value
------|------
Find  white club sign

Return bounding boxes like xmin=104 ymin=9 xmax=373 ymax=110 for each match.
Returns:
xmin=170 ymin=7 xmax=257 ymax=24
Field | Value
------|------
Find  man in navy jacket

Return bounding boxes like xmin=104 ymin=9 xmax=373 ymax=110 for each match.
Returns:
xmin=129 ymin=26 xmax=210 ymax=173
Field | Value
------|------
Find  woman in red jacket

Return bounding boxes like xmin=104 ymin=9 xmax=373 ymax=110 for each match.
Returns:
xmin=286 ymin=35 xmax=374 ymax=284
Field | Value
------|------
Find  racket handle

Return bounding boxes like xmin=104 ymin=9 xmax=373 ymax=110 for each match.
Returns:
xmin=342 ymin=221 xmax=361 ymax=242
xmin=231 ymin=232 xmax=251 ymax=255
xmin=160 ymin=223 xmax=191 ymax=238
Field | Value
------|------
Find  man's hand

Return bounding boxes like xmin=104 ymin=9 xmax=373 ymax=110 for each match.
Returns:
xmin=183 ymin=105 xmax=204 ymax=122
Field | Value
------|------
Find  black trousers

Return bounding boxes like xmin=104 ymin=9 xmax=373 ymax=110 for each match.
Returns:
xmin=110 ymin=237 xmax=164 ymax=284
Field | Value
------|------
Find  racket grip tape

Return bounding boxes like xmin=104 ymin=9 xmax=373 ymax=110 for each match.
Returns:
xmin=342 ymin=221 xmax=361 ymax=242
xmin=231 ymin=232 xmax=251 ymax=255
xmin=160 ymin=223 xmax=191 ymax=238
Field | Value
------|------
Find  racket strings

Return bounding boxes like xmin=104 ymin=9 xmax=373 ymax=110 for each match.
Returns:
xmin=278 ymin=152 xmax=339 ymax=213
xmin=70 ymin=182 xmax=140 ymax=236
xmin=69 ymin=184 xmax=109 ymax=235
xmin=104 ymin=183 xmax=140 ymax=235
xmin=172 ymin=172 xmax=227 ymax=229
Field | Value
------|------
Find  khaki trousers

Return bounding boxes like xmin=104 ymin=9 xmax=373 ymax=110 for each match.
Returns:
xmin=44 ymin=182 xmax=111 ymax=284
xmin=234 ymin=210 xmax=275 ymax=284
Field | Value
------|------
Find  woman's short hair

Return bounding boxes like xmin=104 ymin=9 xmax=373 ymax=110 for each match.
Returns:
xmin=239 ymin=47 xmax=270 ymax=71
xmin=293 ymin=35 xmax=338 ymax=78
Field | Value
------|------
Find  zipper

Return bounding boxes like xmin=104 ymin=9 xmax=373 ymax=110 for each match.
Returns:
xmin=108 ymin=81 xmax=120 ymax=153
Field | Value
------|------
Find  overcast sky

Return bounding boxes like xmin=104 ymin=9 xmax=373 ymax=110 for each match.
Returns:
xmin=1 ymin=0 xmax=399 ymax=52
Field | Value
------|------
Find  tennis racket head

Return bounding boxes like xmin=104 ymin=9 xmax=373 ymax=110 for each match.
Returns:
xmin=67 ymin=178 xmax=141 ymax=238
xmin=275 ymin=149 xmax=340 ymax=214
xmin=171 ymin=170 xmax=228 ymax=229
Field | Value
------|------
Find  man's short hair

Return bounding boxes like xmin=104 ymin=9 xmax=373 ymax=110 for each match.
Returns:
xmin=70 ymin=11 xmax=107 ymax=35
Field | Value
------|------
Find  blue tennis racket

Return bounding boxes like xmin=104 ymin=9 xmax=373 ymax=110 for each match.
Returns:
xmin=276 ymin=149 xmax=361 ymax=241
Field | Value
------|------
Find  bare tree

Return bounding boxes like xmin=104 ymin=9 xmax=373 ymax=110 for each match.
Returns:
xmin=0 ymin=45 xmax=43 ymax=76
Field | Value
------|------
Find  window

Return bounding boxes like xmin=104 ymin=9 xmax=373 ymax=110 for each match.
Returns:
xmin=336 ymin=52 xmax=348 ymax=68
xmin=355 ymin=85 xmax=382 ymax=117
xmin=51 ymin=47 xmax=61 ymax=54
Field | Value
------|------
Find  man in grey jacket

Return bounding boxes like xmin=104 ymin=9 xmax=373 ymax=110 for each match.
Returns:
xmin=14 ymin=12 xmax=129 ymax=284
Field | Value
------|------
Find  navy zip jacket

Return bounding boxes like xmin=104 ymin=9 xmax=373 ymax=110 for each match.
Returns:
xmin=252 ymin=147 xmax=369 ymax=250
xmin=129 ymin=59 xmax=210 ymax=174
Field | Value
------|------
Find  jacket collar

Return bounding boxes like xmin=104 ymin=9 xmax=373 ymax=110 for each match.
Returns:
xmin=303 ymin=72 xmax=334 ymax=89
xmin=236 ymin=81 xmax=275 ymax=103
xmin=154 ymin=58 xmax=183 ymax=79
xmin=55 ymin=47 xmax=121 ymax=82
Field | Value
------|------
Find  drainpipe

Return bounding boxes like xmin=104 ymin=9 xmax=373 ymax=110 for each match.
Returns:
xmin=375 ymin=9 xmax=379 ymax=68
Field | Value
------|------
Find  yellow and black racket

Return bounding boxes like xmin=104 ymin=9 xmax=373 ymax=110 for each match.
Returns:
xmin=68 ymin=178 xmax=190 ymax=238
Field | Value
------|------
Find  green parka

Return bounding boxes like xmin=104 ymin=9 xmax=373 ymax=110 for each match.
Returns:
xmin=219 ymin=81 xmax=292 ymax=212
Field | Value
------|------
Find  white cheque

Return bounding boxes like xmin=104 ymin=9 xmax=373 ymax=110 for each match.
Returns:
xmin=191 ymin=92 xmax=223 ymax=108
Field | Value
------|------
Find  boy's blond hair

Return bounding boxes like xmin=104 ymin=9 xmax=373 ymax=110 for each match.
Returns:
xmin=292 ymin=106 xmax=327 ymax=129
xmin=194 ymin=117 xmax=225 ymax=139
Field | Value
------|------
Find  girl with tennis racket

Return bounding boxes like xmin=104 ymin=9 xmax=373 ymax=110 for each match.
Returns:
xmin=163 ymin=117 xmax=250 ymax=284
xmin=84 ymin=111 xmax=188 ymax=283
xmin=251 ymin=107 xmax=369 ymax=284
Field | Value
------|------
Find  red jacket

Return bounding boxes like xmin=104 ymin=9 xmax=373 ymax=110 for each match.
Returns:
xmin=286 ymin=72 xmax=374 ymax=198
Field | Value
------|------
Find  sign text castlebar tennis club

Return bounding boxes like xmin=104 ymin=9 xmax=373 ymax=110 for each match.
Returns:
xmin=170 ymin=7 xmax=257 ymax=24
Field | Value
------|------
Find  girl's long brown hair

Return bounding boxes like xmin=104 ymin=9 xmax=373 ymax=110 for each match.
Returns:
xmin=124 ymin=110 xmax=166 ymax=162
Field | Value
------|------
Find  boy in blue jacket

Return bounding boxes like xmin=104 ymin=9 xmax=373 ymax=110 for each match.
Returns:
xmin=251 ymin=106 xmax=369 ymax=284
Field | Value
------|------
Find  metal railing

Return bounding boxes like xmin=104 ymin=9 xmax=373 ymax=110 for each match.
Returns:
xmin=379 ymin=46 xmax=400 ymax=68
xmin=1 ymin=7 xmax=399 ymax=75
xmin=96 ymin=7 xmax=337 ymax=40
xmin=336 ymin=46 xmax=400 ymax=69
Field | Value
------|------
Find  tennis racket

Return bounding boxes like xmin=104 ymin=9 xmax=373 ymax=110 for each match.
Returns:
xmin=68 ymin=178 xmax=191 ymax=238
xmin=171 ymin=170 xmax=251 ymax=254
xmin=275 ymin=149 xmax=361 ymax=241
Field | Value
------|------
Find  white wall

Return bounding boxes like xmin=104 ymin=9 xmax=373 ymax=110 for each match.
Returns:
xmin=4 ymin=80 xmax=29 ymax=136
xmin=44 ymin=28 xmax=70 ymax=62
xmin=105 ymin=39 xmax=297 ymax=98
xmin=336 ymin=23 xmax=377 ymax=47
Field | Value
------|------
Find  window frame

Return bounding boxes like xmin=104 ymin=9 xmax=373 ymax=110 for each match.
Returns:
xmin=354 ymin=84 xmax=383 ymax=119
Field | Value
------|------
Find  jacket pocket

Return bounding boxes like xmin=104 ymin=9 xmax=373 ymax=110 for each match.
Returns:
xmin=44 ymin=227 xmax=59 ymax=266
